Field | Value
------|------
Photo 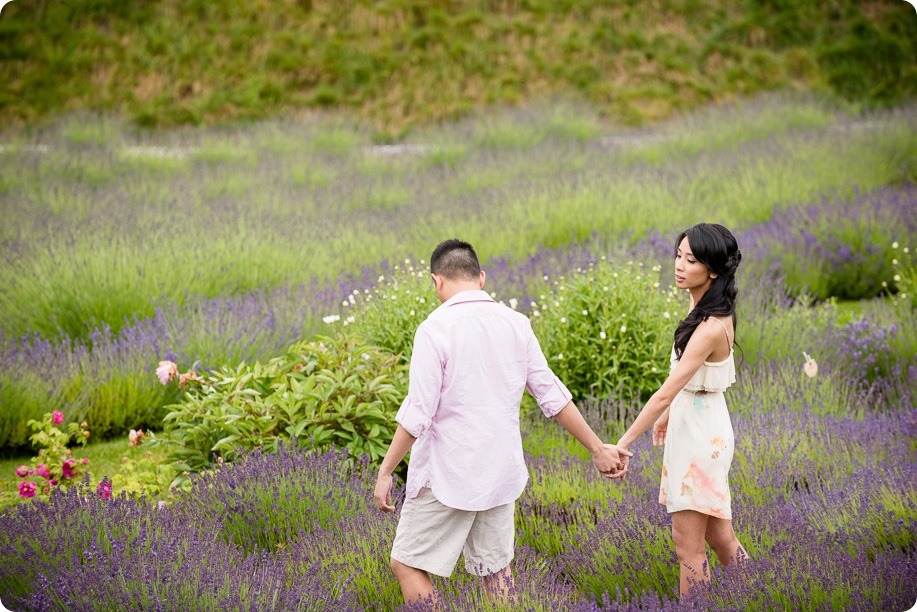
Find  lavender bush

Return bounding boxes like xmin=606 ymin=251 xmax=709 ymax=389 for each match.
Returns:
xmin=741 ymin=185 xmax=916 ymax=300
xmin=1 ymin=390 xmax=913 ymax=610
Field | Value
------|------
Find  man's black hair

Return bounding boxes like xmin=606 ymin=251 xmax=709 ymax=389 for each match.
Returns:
xmin=430 ymin=239 xmax=482 ymax=280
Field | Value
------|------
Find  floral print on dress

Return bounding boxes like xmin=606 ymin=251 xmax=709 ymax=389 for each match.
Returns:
xmin=659 ymin=348 xmax=736 ymax=520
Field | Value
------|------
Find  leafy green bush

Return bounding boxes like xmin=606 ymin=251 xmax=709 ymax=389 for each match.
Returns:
xmin=344 ymin=261 xmax=438 ymax=363
xmin=530 ymin=259 xmax=676 ymax=400
xmin=157 ymin=333 xmax=406 ymax=479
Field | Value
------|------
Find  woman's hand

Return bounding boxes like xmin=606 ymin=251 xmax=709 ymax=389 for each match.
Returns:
xmin=652 ymin=409 xmax=670 ymax=446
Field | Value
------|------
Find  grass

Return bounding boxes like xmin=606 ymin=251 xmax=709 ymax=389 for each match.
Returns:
xmin=0 ymin=1 xmax=913 ymax=135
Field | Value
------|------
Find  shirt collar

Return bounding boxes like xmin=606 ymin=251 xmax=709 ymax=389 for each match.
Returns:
xmin=441 ymin=289 xmax=495 ymax=308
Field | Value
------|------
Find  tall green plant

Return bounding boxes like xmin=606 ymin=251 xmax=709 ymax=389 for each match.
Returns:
xmin=531 ymin=259 xmax=677 ymax=399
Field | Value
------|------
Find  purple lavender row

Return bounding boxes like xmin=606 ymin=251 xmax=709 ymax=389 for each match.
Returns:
xmin=0 ymin=403 xmax=913 ymax=609
xmin=0 ymin=185 xmax=913 ymax=446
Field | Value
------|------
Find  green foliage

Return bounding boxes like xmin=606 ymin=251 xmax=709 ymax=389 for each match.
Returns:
xmin=531 ymin=260 xmax=675 ymax=400
xmin=109 ymin=447 xmax=179 ymax=501
xmin=739 ymin=295 xmax=839 ymax=365
xmin=345 ymin=261 xmax=439 ymax=363
xmin=158 ymin=333 xmax=407 ymax=478
xmin=2 ymin=0 xmax=913 ymax=133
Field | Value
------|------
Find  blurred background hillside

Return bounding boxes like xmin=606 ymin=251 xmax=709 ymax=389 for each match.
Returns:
xmin=1 ymin=0 xmax=914 ymax=136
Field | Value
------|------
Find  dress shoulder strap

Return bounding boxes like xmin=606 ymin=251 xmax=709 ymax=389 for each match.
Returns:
xmin=710 ymin=317 xmax=732 ymax=349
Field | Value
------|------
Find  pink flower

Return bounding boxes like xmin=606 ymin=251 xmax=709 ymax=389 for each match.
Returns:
xmin=62 ymin=459 xmax=77 ymax=478
xmin=18 ymin=481 xmax=36 ymax=498
xmin=33 ymin=464 xmax=51 ymax=479
xmin=52 ymin=411 xmax=64 ymax=425
xmin=156 ymin=361 xmax=179 ymax=385
xmin=48 ymin=479 xmax=58 ymax=486
xmin=81 ymin=458 xmax=90 ymax=465
xmin=15 ymin=465 xmax=30 ymax=478
xmin=97 ymin=479 xmax=112 ymax=500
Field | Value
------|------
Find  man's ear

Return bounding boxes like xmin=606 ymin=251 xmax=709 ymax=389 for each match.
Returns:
xmin=478 ymin=270 xmax=486 ymax=289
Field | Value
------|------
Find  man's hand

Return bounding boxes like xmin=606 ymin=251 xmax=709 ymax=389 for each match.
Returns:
xmin=652 ymin=409 xmax=669 ymax=447
xmin=374 ymin=472 xmax=396 ymax=512
xmin=592 ymin=443 xmax=633 ymax=479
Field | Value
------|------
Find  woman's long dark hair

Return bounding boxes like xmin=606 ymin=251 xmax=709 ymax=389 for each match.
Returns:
xmin=673 ymin=223 xmax=742 ymax=359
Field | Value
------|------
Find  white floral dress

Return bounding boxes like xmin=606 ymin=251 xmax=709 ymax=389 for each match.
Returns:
xmin=659 ymin=319 xmax=737 ymax=520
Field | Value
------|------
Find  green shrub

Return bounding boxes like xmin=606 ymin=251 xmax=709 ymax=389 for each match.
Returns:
xmin=345 ymin=261 xmax=438 ymax=363
xmin=157 ymin=333 xmax=407 ymax=479
xmin=531 ymin=259 xmax=676 ymax=400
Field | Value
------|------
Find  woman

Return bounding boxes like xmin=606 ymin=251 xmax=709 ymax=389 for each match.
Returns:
xmin=617 ymin=223 xmax=749 ymax=597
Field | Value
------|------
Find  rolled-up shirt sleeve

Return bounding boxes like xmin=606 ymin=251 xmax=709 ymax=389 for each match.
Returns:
xmin=395 ymin=324 xmax=443 ymax=437
xmin=523 ymin=324 xmax=573 ymax=418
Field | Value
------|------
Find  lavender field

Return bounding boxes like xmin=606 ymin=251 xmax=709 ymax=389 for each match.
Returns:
xmin=1 ymin=97 xmax=915 ymax=609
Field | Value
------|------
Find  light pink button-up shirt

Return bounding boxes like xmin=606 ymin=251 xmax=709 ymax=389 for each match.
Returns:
xmin=395 ymin=289 xmax=573 ymax=511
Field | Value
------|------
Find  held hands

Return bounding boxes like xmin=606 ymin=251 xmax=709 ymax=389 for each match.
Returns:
xmin=374 ymin=472 xmax=396 ymax=512
xmin=592 ymin=443 xmax=633 ymax=480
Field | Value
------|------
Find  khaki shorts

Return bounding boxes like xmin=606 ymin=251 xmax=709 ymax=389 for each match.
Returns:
xmin=390 ymin=488 xmax=515 ymax=577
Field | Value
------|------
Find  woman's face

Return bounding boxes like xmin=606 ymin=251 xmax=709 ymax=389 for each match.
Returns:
xmin=674 ymin=236 xmax=715 ymax=292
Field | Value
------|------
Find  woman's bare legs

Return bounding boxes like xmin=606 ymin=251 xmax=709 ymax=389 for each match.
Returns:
xmin=704 ymin=516 xmax=749 ymax=572
xmin=671 ymin=510 xmax=711 ymax=597
xmin=673 ymin=511 xmax=750 ymax=599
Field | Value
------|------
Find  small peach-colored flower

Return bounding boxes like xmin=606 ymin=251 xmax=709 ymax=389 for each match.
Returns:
xmin=128 ymin=429 xmax=145 ymax=447
xmin=178 ymin=371 xmax=201 ymax=388
xmin=156 ymin=360 xmax=179 ymax=385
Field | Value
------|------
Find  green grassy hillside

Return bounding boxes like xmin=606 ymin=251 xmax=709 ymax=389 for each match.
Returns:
xmin=1 ymin=0 xmax=913 ymax=136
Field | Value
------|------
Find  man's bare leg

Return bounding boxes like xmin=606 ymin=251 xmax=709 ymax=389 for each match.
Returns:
xmin=391 ymin=558 xmax=437 ymax=605
xmin=483 ymin=565 xmax=515 ymax=601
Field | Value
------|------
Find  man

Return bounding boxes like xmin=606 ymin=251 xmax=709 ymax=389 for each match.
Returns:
xmin=373 ymin=239 xmax=630 ymax=605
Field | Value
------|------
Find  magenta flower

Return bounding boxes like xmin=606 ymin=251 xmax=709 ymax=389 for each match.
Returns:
xmin=15 ymin=465 xmax=30 ymax=478
xmin=81 ymin=458 xmax=90 ymax=465
xmin=156 ymin=360 xmax=179 ymax=385
xmin=97 ymin=479 xmax=112 ymax=500
xmin=52 ymin=410 xmax=64 ymax=425
xmin=62 ymin=459 xmax=77 ymax=478
xmin=18 ymin=481 xmax=37 ymax=498
xmin=33 ymin=464 xmax=51 ymax=479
